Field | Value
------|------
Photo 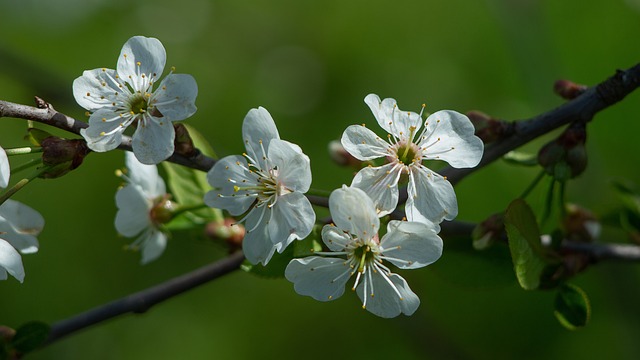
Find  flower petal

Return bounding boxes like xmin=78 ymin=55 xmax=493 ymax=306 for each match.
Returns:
xmin=72 ymin=68 xmax=123 ymax=111
xmin=268 ymin=139 xmax=312 ymax=193
xmin=285 ymin=257 xmax=350 ymax=301
xmin=125 ymin=152 xmax=166 ymax=198
xmin=420 ymin=110 xmax=484 ymax=168
xmin=117 ymin=36 xmax=166 ymax=90
xmin=242 ymin=107 xmax=280 ymax=166
xmin=329 ymin=185 xmax=379 ymax=241
xmin=321 ymin=224 xmax=352 ymax=252
xmin=153 ymin=74 xmax=198 ymax=121
xmin=80 ymin=108 xmax=132 ymax=152
xmin=406 ymin=166 xmax=458 ymax=223
xmin=381 ymin=220 xmax=443 ymax=269
xmin=0 ymin=199 xmax=45 ymax=237
xmin=268 ymin=192 xmax=315 ymax=247
xmin=351 ymin=163 xmax=401 ymax=216
xmin=132 ymin=114 xmax=175 ymax=164
xmin=115 ymin=185 xmax=151 ymax=237
xmin=242 ymin=210 xmax=277 ymax=265
xmin=0 ymin=239 xmax=24 ymax=283
xmin=204 ymin=155 xmax=257 ymax=216
xmin=0 ymin=147 xmax=9 ymax=188
xmin=139 ymin=228 xmax=168 ymax=264
xmin=341 ymin=124 xmax=389 ymax=161
xmin=364 ymin=94 xmax=422 ymax=138
xmin=356 ymin=271 xmax=419 ymax=318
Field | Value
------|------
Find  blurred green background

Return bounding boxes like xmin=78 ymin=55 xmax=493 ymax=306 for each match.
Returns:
xmin=1 ymin=0 xmax=640 ymax=359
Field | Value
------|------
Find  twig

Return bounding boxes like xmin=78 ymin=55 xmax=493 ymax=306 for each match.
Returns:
xmin=43 ymin=251 xmax=245 ymax=346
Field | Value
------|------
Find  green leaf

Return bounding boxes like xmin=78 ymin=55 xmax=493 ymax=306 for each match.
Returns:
xmin=161 ymin=125 xmax=220 ymax=223
xmin=505 ymin=199 xmax=547 ymax=290
xmin=293 ymin=225 xmax=323 ymax=257
xmin=25 ymin=128 xmax=52 ymax=146
xmin=503 ymin=150 xmax=538 ymax=166
xmin=11 ymin=321 xmax=50 ymax=354
xmin=554 ymin=283 xmax=591 ymax=330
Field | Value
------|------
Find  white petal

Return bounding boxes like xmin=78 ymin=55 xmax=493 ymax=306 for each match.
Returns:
xmin=321 ymin=224 xmax=352 ymax=252
xmin=268 ymin=139 xmax=312 ymax=193
xmin=285 ymin=257 xmax=350 ymax=301
xmin=406 ymin=166 xmax=458 ymax=223
xmin=381 ymin=220 xmax=443 ymax=269
xmin=204 ymin=155 xmax=257 ymax=216
xmin=132 ymin=115 xmax=175 ymax=164
xmin=125 ymin=152 xmax=166 ymax=198
xmin=0 ymin=199 xmax=45 ymax=236
xmin=0 ymin=147 xmax=9 ymax=188
xmin=329 ymin=185 xmax=379 ymax=241
xmin=242 ymin=107 xmax=280 ymax=165
xmin=268 ymin=192 xmax=315 ymax=247
xmin=340 ymin=125 xmax=389 ymax=161
xmin=0 ymin=239 xmax=24 ymax=282
xmin=242 ymin=210 xmax=277 ymax=265
xmin=139 ymin=228 xmax=168 ymax=264
xmin=364 ymin=94 xmax=422 ymax=137
xmin=351 ymin=163 xmax=401 ymax=216
xmin=72 ymin=68 xmax=123 ymax=111
xmin=81 ymin=108 xmax=132 ymax=152
xmin=115 ymin=185 xmax=152 ymax=237
xmin=153 ymin=74 xmax=198 ymax=121
xmin=117 ymin=36 xmax=166 ymax=90
xmin=356 ymin=271 xmax=419 ymax=318
xmin=420 ymin=110 xmax=484 ymax=168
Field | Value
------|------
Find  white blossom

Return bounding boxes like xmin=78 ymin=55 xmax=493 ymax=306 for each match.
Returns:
xmin=115 ymin=152 xmax=170 ymax=264
xmin=0 ymin=146 xmax=9 ymax=189
xmin=74 ymin=36 xmax=198 ymax=164
xmin=0 ymin=200 xmax=44 ymax=282
xmin=341 ymin=94 xmax=484 ymax=224
xmin=204 ymin=107 xmax=315 ymax=265
xmin=285 ymin=186 xmax=443 ymax=318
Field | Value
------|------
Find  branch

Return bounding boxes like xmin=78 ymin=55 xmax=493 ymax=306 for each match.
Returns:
xmin=42 ymin=251 xmax=245 ymax=347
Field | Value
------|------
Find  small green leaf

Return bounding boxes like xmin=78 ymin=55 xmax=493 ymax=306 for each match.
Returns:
xmin=25 ymin=128 xmax=52 ymax=146
xmin=505 ymin=199 xmax=547 ymax=290
xmin=11 ymin=321 xmax=50 ymax=354
xmin=503 ymin=151 xmax=538 ymax=166
xmin=554 ymin=283 xmax=590 ymax=330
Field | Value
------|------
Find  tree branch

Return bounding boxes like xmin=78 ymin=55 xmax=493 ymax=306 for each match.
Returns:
xmin=42 ymin=251 xmax=245 ymax=347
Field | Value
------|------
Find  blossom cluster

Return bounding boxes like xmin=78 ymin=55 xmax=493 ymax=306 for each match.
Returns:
xmin=2 ymin=36 xmax=485 ymax=319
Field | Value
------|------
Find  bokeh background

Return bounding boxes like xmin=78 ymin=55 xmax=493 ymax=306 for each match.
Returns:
xmin=1 ymin=0 xmax=640 ymax=359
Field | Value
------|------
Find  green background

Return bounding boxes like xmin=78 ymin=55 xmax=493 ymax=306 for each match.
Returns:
xmin=1 ymin=0 xmax=640 ymax=359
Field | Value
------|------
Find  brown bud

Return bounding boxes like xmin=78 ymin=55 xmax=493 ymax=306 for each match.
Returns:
xmin=328 ymin=140 xmax=362 ymax=167
xmin=149 ymin=195 xmax=175 ymax=225
xmin=40 ymin=137 xmax=90 ymax=179
xmin=554 ymin=79 xmax=587 ymax=100
xmin=0 ymin=325 xmax=16 ymax=342
xmin=466 ymin=110 xmax=509 ymax=144
xmin=173 ymin=123 xmax=197 ymax=157
xmin=205 ymin=218 xmax=245 ymax=251
xmin=562 ymin=204 xmax=599 ymax=243
xmin=538 ymin=122 xmax=587 ymax=181
xmin=472 ymin=212 xmax=505 ymax=250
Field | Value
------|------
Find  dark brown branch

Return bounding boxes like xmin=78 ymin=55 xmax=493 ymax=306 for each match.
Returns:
xmin=43 ymin=251 xmax=245 ymax=347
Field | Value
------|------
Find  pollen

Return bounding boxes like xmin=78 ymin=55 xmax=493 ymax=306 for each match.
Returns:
xmin=233 ymin=185 xmax=240 ymax=192
xmin=100 ymin=131 xmax=106 ymax=136
xmin=136 ymin=61 xmax=141 ymax=66
xmin=86 ymin=92 xmax=90 ymax=96
xmin=101 ymin=117 xmax=106 ymax=122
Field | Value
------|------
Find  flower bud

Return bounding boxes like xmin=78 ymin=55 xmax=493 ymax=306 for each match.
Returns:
xmin=537 ymin=122 xmax=587 ymax=181
xmin=562 ymin=204 xmax=600 ymax=243
xmin=173 ymin=123 xmax=197 ymax=157
xmin=554 ymin=79 xmax=587 ymax=100
xmin=149 ymin=195 xmax=175 ymax=225
xmin=40 ymin=137 xmax=90 ymax=179
xmin=472 ymin=212 xmax=505 ymax=250
xmin=205 ymin=218 xmax=245 ymax=251
xmin=0 ymin=325 xmax=16 ymax=343
xmin=328 ymin=140 xmax=362 ymax=167
xmin=466 ymin=110 xmax=510 ymax=144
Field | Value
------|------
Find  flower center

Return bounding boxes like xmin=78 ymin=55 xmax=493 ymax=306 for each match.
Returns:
xmin=395 ymin=140 xmax=421 ymax=166
xmin=350 ymin=239 xmax=380 ymax=273
xmin=129 ymin=93 xmax=149 ymax=115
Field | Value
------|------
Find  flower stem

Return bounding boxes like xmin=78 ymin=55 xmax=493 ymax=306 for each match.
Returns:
xmin=0 ymin=166 xmax=47 ymax=206
xmin=172 ymin=203 xmax=210 ymax=218
xmin=4 ymin=146 xmax=43 ymax=156
xmin=10 ymin=158 xmax=43 ymax=174
xmin=519 ymin=170 xmax=546 ymax=199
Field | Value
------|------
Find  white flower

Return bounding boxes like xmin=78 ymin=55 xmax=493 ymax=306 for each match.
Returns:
xmin=204 ymin=107 xmax=315 ymax=265
xmin=341 ymin=94 xmax=484 ymax=224
xmin=0 ymin=200 xmax=44 ymax=282
xmin=74 ymin=35 xmax=198 ymax=164
xmin=285 ymin=186 xmax=443 ymax=318
xmin=115 ymin=152 xmax=170 ymax=264
xmin=0 ymin=146 xmax=9 ymax=188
